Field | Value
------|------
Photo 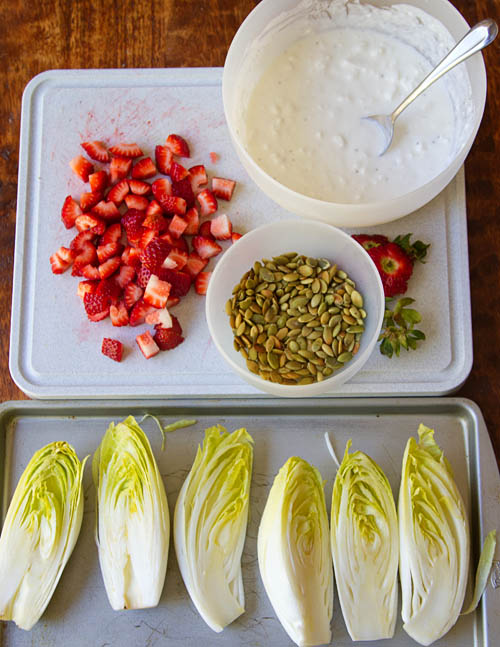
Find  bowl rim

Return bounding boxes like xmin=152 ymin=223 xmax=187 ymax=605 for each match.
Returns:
xmin=222 ymin=0 xmax=487 ymax=214
xmin=205 ymin=219 xmax=386 ymax=396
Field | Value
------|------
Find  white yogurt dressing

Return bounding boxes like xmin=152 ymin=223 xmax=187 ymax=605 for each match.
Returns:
xmin=241 ymin=1 xmax=474 ymax=204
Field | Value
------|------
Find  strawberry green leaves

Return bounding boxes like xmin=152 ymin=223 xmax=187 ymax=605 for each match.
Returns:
xmin=379 ymin=297 xmax=425 ymax=358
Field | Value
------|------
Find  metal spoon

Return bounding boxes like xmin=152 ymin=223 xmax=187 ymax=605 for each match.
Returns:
xmin=365 ymin=18 xmax=498 ymax=156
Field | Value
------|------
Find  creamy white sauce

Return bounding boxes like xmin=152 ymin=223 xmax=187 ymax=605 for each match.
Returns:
xmin=240 ymin=1 xmax=474 ymax=204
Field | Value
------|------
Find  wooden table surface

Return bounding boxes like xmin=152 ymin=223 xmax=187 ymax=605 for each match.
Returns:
xmin=0 ymin=0 xmax=499 ymax=468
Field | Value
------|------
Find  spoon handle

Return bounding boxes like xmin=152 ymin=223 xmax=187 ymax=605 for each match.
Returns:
xmin=392 ymin=19 xmax=498 ymax=122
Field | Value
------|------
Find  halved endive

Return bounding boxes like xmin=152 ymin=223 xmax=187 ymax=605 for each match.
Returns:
xmin=330 ymin=440 xmax=399 ymax=641
xmin=93 ymin=415 xmax=169 ymax=610
xmin=399 ymin=424 xmax=469 ymax=646
xmin=0 ymin=442 xmax=86 ymax=630
xmin=258 ymin=457 xmax=333 ymax=647
xmin=174 ymin=425 xmax=253 ymax=632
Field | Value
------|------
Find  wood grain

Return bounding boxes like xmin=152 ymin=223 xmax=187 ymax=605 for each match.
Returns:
xmin=0 ymin=0 xmax=499 ymax=467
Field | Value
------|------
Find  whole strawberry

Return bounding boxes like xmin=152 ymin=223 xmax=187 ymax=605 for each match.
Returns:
xmin=368 ymin=242 xmax=413 ymax=297
xmin=351 ymin=234 xmax=389 ymax=251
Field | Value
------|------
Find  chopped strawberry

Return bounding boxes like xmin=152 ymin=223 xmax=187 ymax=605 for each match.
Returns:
xmin=90 ymin=219 xmax=106 ymax=236
xmin=209 ymin=152 xmax=219 ymax=164
xmin=136 ymin=331 xmax=160 ymax=359
xmin=158 ymin=269 xmax=191 ymax=297
xmin=121 ymin=246 xmax=142 ymax=269
xmin=231 ymin=232 xmax=243 ymax=244
xmin=81 ymin=141 xmax=110 ymax=163
xmin=102 ymin=338 xmax=123 ymax=362
xmin=166 ymin=296 xmax=180 ymax=308
xmin=170 ymin=235 xmax=189 ymax=253
xmin=162 ymin=256 xmax=177 ymax=270
xmin=69 ymin=155 xmax=94 ymax=182
xmin=197 ymin=189 xmax=218 ymax=216
xmin=115 ymin=265 xmax=135 ymax=289
xmin=93 ymin=200 xmax=121 ymax=221
xmin=131 ymin=157 xmax=157 ymax=179
xmin=80 ymin=191 xmax=103 ymax=212
xmin=110 ymin=301 xmax=129 ymax=327
xmin=140 ymin=238 xmax=171 ymax=273
xmin=210 ymin=214 xmax=232 ymax=240
xmin=89 ymin=170 xmax=109 ymax=192
xmin=155 ymin=145 xmax=173 ymax=175
xmin=80 ymin=264 xmax=101 ymax=280
xmin=96 ymin=277 xmax=122 ymax=303
xmin=110 ymin=156 xmax=132 ymax=183
xmin=192 ymin=235 xmax=222 ymax=260
xmin=184 ymin=207 xmax=200 ymax=235
xmin=136 ymin=265 xmax=153 ymax=289
xmin=109 ymin=143 xmax=144 ymax=158
xmin=194 ymin=271 xmax=211 ymax=295
xmin=171 ymin=176 xmax=195 ymax=208
xmin=70 ymin=230 xmax=95 ymax=252
xmin=145 ymin=199 xmax=163 ymax=217
xmin=84 ymin=291 xmax=110 ymax=321
xmin=164 ymin=248 xmax=188 ymax=270
xmin=97 ymin=242 xmax=123 ymax=263
xmin=98 ymin=257 xmax=121 ymax=279
xmin=153 ymin=326 xmax=184 ymax=351
xmin=352 ymin=234 xmax=390 ymax=252
xmin=61 ymin=196 xmax=82 ymax=229
xmin=145 ymin=308 xmax=172 ymax=328
xmin=185 ymin=251 xmax=208 ymax=277
xmin=368 ymin=242 xmax=413 ymax=297
xmin=143 ymin=212 xmax=167 ymax=232
xmin=129 ymin=299 xmax=156 ymax=326
xmin=50 ymin=247 xmax=75 ymax=274
xmin=107 ymin=179 xmax=129 ymax=205
xmin=169 ymin=161 xmax=189 ymax=182
xmin=152 ymin=177 xmax=172 ymax=202
xmin=139 ymin=229 xmax=158 ymax=250
xmin=72 ymin=241 xmax=97 ymax=275
xmin=77 ymin=280 xmax=98 ymax=299
xmin=122 ymin=209 xmax=146 ymax=245
xmin=166 ymin=134 xmax=190 ymax=157
xmin=75 ymin=214 xmax=102 ymax=232
xmin=199 ymin=220 xmax=215 ymax=239
xmin=125 ymin=194 xmax=149 ymax=210
xmin=212 ymin=177 xmax=236 ymax=201
xmin=189 ymin=165 xmax=208 ymax=193
xmin=124 ymin=283 xmax=144 ymax=309
xmin=101 ymin=223 xmax=123 ymax=245
xmin=129 ymin=179 xmax=151 ymax=195
xmin=168 ymin=214 xmax=188 ymax=239
xmin=144 ymin=274 xmax=171 ymax=308
xmin=158 ymin=195 xmax=186 ymax=215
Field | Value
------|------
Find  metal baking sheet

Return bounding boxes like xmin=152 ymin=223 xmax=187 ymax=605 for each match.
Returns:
xmin=0 ymin=397 xmax=498 ymax=646
xmin=10 ymin=68 xmax=472 ymax=398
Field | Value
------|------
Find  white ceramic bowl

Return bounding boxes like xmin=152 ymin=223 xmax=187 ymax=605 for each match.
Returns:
xmin=222 ymin=0 xmax=487 ymax=227
xmin=206 ymin=220 xmax=385 ymax=396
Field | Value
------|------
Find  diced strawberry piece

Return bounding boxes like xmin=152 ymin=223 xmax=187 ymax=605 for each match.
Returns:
xmin=194 ymin=271 xmax=211 ymax=295
xmin=115 ymin=264 xmax=135 ymax=289
xmin=189 ymin=165 xmax=208 ymax=193
xmin=212 ymin=177 xmax=236 ymax=201
xmin=170 ymin=234 xmax=189 ymax=253
xmin=96 ymin=277 xmax=122 ymax=303
xmin=129 ymin=299 xmax=156 ymax=326
xmin=125 ymin=194 xmax=149 ymax=210
xmin=97 ymin=242 xmax=123 ymax=263
xmin=231 ymin=232 xmax=243 ymax=244
xmin=102 ymin=338 xmax=123 ymax=362
xmin=84 ymin=291 xmax=110 ymax=321
xmin=107 ymin=179 xmax=129 ymax=205
xmin=209 ymin=152 xmax=219 ymax=164
xmin=184 ymin=207 xmax=200 ymax=235
xmin=145 ymin=199 xmax=163 ymax=217
xmin=197 ymin=189 xmax=218 ymax=216
xmin=80 ymin=191 xmax=104 ymax=212
xmin=131 ymin=157 xmax=157 ymax=179
xmin=169 ymin=161 xmax=189 ymax=182
xmin=158 ymin=269 xmax=191 ymax=297
xmin=139 ymin=229 xmax=158 ymax=250
xmin=89 ymin=170 xmax=109 ymax=192
xmin=144 ymin=274 xmax=171 ymax=309
xmin=73 ymin=242 xmax=97 ymax=275
xmin=101 ymin=223 xmax=123 ymax=245
xmin=93 ymin=200 xmax=121 ymax=221
xmin=140 ymin=238 xmax=171 ymax=273
xmin=166 ymin=296 xmax=180 ymax=308
xmin=99 ymin=257 xmax=121 ymax=279
xmin=192 ymin=235 xmax=222 ymax=260
xmin=69 ymin=155 xmax=94 ymax=182
xmin=61 ymin=196 xmax=82 ymax=229
xmin=109 ymin=143 xmax=144 ymax=158
xmin=164 ymin=248 xmax=188 ymax=270
xmin=124 ymin=283 xmax=144 ymax=309
xmin=81 ymin=141 xmax=110 ymax=163
xmin=136 ymin=265 xmax=152 ymax=289
xmin=77 ymin=280 xmax=98 ymax=299
xmin=155 ymin=145 xmax=173 ymax=175
xmin=110 ymin=156 xmax=132 ymax=183
xmin=50 ymin=247 xmax=75 ymax=274
xmin=136 ymin=331 xmax=160 ymax=359
xmin=159 ymin=196 xmax=186 ymax=215
xmin=153 ymin=326 xmax=184 ymax=351
xmin=129 ymin=179 xmax=151 ymax=195
xmin=75 ymin=214 xmax=102 ymax=232
xmin=110 ymin=301 xmax=129 ymax=327
xmin=210 ymin=213 xmax=232 ymax=240
xmin=121 ymin=246 xmax=142 ymax=270
xmin=121 ymin=209 xmax=146 ymax=245
xmin=151 ymin=178 xmax=172 ymax=207
xmin=70 ymin=230 xmax=95 ymax=251
xmin=185 ymin=251 xmax=208 ymax=278
xmin=166 ymin=134 xmax=190 ymax=157
xmin=145 ymin=308 xmax=172 ymax=328
xmin=171 ymin=176 xmax=195 ymax=208
xmin=199 ymin=220 xmax=214 ymax=239
xmin=168 ymin=214 xmax=188 ymax=239
xmin=90 ymin=219 xmax=107 ymax=236
xmin=80 ymin=264 xmax=101 ymax=280
xmin=143 ymin=212 xmax=167 ymax=232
